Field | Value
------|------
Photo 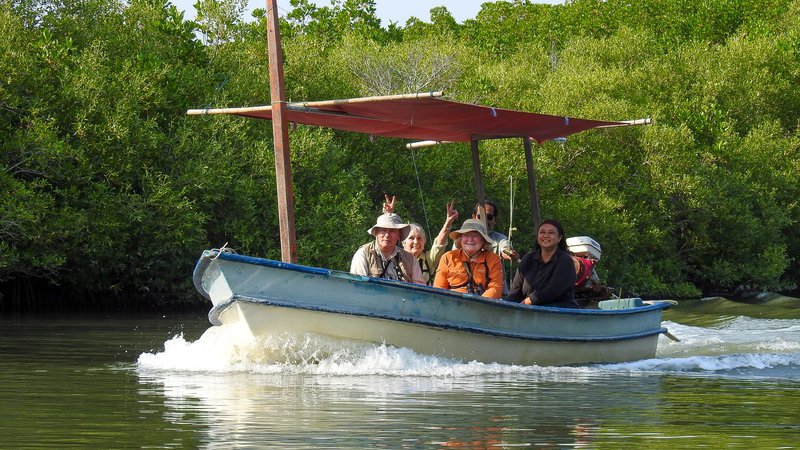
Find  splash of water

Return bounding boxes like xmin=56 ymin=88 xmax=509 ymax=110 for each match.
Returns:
xmin=138 ymin=316 xmax=800 ymax=379
xmin=136 ymin=322 xmax=598 ymax=377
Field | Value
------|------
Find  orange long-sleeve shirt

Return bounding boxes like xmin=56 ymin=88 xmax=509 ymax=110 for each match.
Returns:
xmin=433 ymin=249 xmax=504 ymax=298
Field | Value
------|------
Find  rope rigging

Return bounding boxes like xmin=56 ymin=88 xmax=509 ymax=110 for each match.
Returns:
xmin=410 ymin=148 xmax=432 ymax=240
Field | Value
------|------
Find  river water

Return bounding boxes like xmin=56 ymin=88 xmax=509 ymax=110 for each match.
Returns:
xmin=1 ymin=296 xmax=799 ymax=448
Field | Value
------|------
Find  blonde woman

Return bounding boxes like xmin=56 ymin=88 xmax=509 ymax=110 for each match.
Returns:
xmin=403 ymin=201 xmax=458 ymax=285
xmin=383 ymin=195 xmax=459 ymax=285
xmin=433 ymin=219 xmax=503 ymax=298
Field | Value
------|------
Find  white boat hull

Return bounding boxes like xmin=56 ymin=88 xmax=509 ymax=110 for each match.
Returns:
xmin=194 ymin=250 xmax=670 ymax=366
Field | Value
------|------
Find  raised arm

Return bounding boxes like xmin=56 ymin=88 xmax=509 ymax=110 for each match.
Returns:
xmin=433 ymin=200 xmax=459 ymax=246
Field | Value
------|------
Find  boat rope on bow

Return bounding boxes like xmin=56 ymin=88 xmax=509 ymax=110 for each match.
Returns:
xmin=211 ymin=242 xmax=228 ymax=259
xmin=211 ymin=242 xmax=237 ymax=259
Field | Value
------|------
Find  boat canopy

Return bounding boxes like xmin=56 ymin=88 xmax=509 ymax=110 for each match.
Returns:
xmin=187 ymin=92 xmax=649 ymax=144
xmin=188 ymin=91 xmax=651 ymax=262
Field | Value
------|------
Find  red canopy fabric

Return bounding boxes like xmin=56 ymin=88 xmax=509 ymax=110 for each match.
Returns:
xmin=190 ymin=95 xmax=642 ymax=143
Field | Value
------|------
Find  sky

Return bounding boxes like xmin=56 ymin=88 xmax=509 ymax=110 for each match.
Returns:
xmin=171 ymin=0 xmax=562 ymax=25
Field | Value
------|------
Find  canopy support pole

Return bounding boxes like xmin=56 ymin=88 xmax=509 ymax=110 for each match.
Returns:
xmin=266 ymin=0 xmax=297 ymax=263
xmin=523 ymin=137 xmax=542 ymax=230
xmin=470 ymin=138 xmax=488 ymax=227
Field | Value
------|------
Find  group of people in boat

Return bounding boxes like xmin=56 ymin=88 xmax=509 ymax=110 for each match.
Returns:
xmin=349 ymin=196 xmax=580 ymax=308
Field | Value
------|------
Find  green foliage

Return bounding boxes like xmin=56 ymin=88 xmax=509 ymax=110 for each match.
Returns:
xmin=194 ymin=0 xmax=248 ymax=45
xmin=282 ymin=0 xmax=388 ymax=44
xmin=1 ymin=0 xmax=212 ymax=306
xmin=288 ymin=127 xmax=372 ymax=269
xmin=463 ymin=1 xmax=557 ymax=57
xmin=4 ymin=0 xmax=800 ymax=309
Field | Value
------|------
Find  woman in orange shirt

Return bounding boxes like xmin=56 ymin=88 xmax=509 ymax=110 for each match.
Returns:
xmin=433 ymin=219 xmax=504 ymax=298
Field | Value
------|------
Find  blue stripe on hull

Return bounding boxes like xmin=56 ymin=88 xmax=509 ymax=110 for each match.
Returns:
xmin=195 ymin=249 xmax=670 ymax=364
xmin=210 ymin=296 xmax=667 ymax=343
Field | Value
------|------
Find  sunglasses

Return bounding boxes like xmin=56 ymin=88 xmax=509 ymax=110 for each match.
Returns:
xmin=478 ymin=213 xmax=495 ymax=221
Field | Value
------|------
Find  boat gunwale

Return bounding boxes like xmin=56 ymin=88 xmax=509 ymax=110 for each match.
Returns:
xmin=199 ymin=250 xmax=671 ymax=316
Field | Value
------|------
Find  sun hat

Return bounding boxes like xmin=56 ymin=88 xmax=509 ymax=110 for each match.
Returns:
xmin=367 ymin=213 xmax=411 ymax=241
xmin=449 ymin=219 xmax=494 ymax=251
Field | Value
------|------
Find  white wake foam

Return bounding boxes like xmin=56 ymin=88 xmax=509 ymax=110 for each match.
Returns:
xmin=136 ymin=323 xmax=598 ymax=377
xmin=137 ymin=317 xmax=800 ymax=379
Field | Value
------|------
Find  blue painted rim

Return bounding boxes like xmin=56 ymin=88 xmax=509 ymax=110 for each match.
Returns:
xmin=201 ymin=250 xmax=671 ymax=316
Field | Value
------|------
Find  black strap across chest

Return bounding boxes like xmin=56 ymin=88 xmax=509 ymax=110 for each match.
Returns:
xmin=450 ymin=255 xmax=490 ymax=294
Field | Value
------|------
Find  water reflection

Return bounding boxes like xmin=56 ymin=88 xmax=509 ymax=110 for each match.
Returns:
xmin=137 ymin=367 xmax=666 ymax=448
xmin=133 ymin=303 xmax=800 ymax=447
xmin=2 ymin=311 xmax=798 ymax=448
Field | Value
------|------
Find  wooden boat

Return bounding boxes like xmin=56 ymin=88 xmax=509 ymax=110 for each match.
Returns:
xmin=188 ymin=1 xmax=671 ymax=366
xmin=193 ymin=249 xmax=671 ymax=365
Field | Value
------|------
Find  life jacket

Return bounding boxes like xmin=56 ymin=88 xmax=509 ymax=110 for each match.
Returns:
xmin=361 ymin=242 xmax=417 ymax=282
xmin=572 ymin=256 xmax=596 ymax=287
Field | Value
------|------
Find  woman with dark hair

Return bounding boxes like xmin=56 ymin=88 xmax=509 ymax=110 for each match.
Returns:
xmin=504 ymin=219 xmax=578 ymax=308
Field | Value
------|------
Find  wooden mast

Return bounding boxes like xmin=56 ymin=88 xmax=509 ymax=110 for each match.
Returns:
xmin=266 ymin=0 xmax=297 ymax=263
xmin=470 ymin=138 xmax=488 ymax=227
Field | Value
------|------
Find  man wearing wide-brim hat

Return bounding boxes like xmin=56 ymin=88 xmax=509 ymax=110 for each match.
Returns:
xmin=433 ymin=219 xmax=504 ymax=298
xmin=350 ymin=213 xmax=425 ymax=285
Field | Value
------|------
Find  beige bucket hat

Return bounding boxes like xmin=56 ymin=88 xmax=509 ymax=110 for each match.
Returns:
xmin=367 ymin=213 xmax=411 ymax=241
xmin=449 ymin=219 xmax=494 ymax=251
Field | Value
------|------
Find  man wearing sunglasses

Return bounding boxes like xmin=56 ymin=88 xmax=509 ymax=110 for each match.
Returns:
xmin=472 ymin=201 xmax=520 ymax=263
xmin=472 ymin=201 xmax=520 ymax=295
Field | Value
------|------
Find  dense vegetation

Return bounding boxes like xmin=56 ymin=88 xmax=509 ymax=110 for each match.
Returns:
xmin=2 ymin=0 xmax=799 ymax=309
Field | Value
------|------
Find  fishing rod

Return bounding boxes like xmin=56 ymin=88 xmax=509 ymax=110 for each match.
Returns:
xmin=506 ymin=175 xmax=517 ymax=287
xmin=507 ymin=174 xmax=515 ymax=248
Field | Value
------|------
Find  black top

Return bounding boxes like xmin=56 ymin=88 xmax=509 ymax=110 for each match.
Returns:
xmin=505 ymin=248 xmax=578 ymax=308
